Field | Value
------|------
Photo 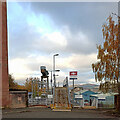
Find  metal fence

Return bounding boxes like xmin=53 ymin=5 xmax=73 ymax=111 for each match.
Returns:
xmin=98 ymin=96 xmax=114 ymax=108
xmin=70 ymin=99 xmax=84 ymax=108
xmin=28 ymin=98 xmax=51 ymax=106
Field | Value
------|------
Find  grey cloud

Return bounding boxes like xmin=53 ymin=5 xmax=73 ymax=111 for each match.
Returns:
xmin=29 ymin=2 xmax=117 ymax=37
xmin=16 ymin=2 xmax=118 ymax=56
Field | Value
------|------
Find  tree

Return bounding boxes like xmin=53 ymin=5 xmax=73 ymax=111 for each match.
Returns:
xmin=24 ymin=77 xmax=41 ymax=98
xmin=17 ymin=85 xmax=25 ymax=90
xmin=92 ymin=15 xmax=118 ymax=93
xmin=9 ymin=74 xmax=26 ymax=90
xmin=9 ymin=74 xmax=18 ymax=89
xmin=24 ymin=78 xmax=33 ymax=92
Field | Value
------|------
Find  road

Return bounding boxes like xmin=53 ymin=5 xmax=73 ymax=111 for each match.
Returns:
xmin=2 ymin=107 xmax=120 ymax=119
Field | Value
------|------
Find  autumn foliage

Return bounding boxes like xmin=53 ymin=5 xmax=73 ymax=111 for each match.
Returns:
xmin=25 ymin=77 xmax=42 ymax=98
xmin=9 ymin=74 xmax=25 ymax=90
xmin=9 ymin=74 xmax=41 ymax=97
xmin=92 ymin=15 xmax=118 ymax=93
xmin=9 ymin=74 xmax=18 ymax=89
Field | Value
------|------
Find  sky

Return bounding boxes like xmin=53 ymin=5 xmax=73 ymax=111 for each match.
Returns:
xmin=7 ymin=2 xmax=118 ymax=86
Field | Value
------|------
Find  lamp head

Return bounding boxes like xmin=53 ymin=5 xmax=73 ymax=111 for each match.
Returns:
xmin=55 ymin=70 xmax=60 ymax=72
xmin=54 ymin=54 xmax=59 ymax=56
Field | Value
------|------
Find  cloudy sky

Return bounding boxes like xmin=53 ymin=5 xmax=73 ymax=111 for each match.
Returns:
xmin=7 ymin=2 xmax=118 ymax=86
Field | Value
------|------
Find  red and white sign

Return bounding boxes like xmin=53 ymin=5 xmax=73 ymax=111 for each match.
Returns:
xmin=69 ymin=71 xmax=78 ymax=80
xmin=70 ymin=71 xmax=77 ymax=76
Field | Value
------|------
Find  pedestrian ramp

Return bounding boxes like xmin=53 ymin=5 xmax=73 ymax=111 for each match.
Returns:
xmin=51 ymin=87 xmax=71 ymax=111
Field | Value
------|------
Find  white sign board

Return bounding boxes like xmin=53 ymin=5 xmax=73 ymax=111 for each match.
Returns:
xmin=75 ymin=95 xmax=83 ymax=98
xmin=48 ymin=95 xmax=53 ymax=99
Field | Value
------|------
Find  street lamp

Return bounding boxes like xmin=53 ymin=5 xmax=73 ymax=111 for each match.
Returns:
xmin=53 ymin=54 xmax=59 ymax=88
xmin=50 ymin=69 xmax=60 ymax=94
xmin=50 ymin=71 xmax=52 ymax=94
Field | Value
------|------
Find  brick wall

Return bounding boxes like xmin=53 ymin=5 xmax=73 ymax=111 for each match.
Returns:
xmin=9 ymin=90 xmax=28 ymax=108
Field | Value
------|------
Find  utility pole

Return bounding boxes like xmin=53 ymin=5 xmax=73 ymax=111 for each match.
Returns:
xmin=53 ymin=56 xmax=56 ymax=87
xmin=53 ymin=54 xmax=59 ymax=88
xmin=51 ymin=71 xmax=52 ymax=94
xmin=37 ymin=78 xmax=39 ymax=97
xmin=73 ymin=78 xmax=75 ymax=89
xmin=53 ymin=54 xmax=59 ymax=108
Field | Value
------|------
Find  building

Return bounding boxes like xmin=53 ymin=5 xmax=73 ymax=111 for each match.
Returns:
xmin=90 ymin=93 xmax=118 ymax=108
xmin=71 ymin=89 xmax=97 ymax=107
xmin=9 ymin=89 xmax=28 ymax=108
xmin=74 ymin=90 xmax=97 ymax=104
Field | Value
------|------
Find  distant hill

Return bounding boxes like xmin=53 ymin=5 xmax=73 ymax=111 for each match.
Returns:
xmin=79 ymin=84 xmax=99 ymax=89
xmin=69 ymin=84 xmax=99 ymax=92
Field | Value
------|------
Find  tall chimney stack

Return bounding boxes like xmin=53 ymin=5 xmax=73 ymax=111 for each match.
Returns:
xmin=0 ymin=1 xmax=10 ymax=108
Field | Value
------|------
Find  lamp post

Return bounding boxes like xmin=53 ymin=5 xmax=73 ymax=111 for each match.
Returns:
xmin=50 ymin=69 xmax=60 ymax=94
xmin=53 ymin=54 xmax=59 ymax=88
xmin=50 ymin=71 xmax=52 ymax=94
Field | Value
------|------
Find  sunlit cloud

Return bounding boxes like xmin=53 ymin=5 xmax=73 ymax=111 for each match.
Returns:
xmin=9 ymin=53 xmax=97 ymax=85
xmin=41 ymin=31 xmax=67 ymax=47
xmin=9 ymin=58 xmax=32 ymax=81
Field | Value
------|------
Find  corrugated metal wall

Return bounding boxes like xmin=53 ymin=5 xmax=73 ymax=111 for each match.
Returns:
xmin=98 ymin=96 xmax=114 ymax=108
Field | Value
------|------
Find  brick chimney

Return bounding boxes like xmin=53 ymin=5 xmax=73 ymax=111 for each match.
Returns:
xmin=0 ymin=1 xmax=10 ymax=108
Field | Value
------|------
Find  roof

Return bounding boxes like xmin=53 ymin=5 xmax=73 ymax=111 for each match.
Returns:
xmin=74 ymin=90 xmax=87 ymax=94
xmin=74 ymin=90 xmax=97 ymax=95
xmin=91 ymin=94 xmax=106 ymax=99
xmin=90 ymin=93 xmax=119 ymax=99
xmin=9 ymin=89 xmax=28 ymax=92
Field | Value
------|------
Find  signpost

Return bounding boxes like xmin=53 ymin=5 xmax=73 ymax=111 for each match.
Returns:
xmin=69 ymin=71 xmax=77 ymax=89
xmin=69 ymin=71 xmax=78 ymax=106
xmin=75 ymin=95 xmax=83 ymax=99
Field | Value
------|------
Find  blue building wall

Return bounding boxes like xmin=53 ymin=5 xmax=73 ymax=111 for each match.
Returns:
xmin=74 ymin=90 xmax=97 ymax=102
xmin=81 ymin=91 xmax=97 ymax=102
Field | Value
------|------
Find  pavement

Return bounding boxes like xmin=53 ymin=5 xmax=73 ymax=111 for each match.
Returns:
xmin=2 ymin=107 xmax=120 ymax=119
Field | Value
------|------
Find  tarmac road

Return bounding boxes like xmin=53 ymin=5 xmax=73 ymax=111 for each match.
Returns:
xmin=2 ymin=107 xmax=120 ymax=119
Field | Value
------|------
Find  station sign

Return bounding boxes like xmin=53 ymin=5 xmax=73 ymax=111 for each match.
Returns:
xmin=70 ymin=71 xmax=77 ymax=76
xmin=69 ymin=71 xmax=77 ymax=80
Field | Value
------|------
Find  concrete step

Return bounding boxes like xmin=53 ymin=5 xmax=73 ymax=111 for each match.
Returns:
xmin=83 ymin=106 xmax=96 ymax=109
xmin=52 ymin=109 xmax=71 ymax=112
